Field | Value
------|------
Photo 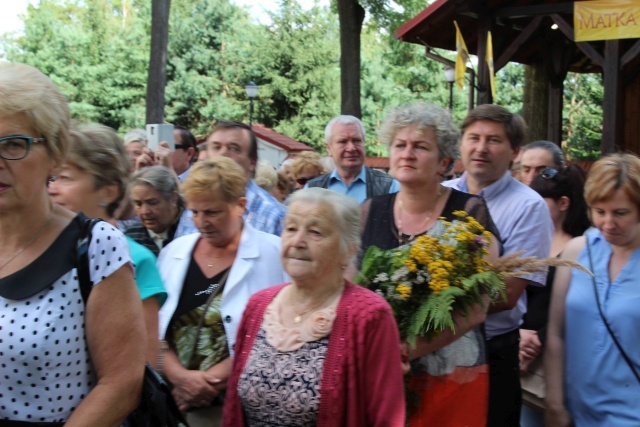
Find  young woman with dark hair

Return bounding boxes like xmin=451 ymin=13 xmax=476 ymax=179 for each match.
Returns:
xmin=520 ymin=163 xmax=590 ymax=426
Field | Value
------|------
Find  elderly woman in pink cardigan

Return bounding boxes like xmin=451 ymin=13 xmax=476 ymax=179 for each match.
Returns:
xmin=223 ymin=188 xmax=405 ymax=426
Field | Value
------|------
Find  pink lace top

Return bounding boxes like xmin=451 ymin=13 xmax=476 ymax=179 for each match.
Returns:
xmin=236 ymin=286 xmax=340 ymax=426
xmin=263 ymin=286 xmax=339 ymax=352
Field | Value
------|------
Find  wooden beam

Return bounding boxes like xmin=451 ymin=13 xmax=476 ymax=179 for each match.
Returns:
xmin=476 ymin=16 xmax=492 ymax=105
xmin=621 ymin=40 xmax=640 ymax=70
xmin=423 ymin=47 xmax=474 ymax=73
xmin=495 ymin=16 xmax=543 ymax=71
xmin=602 ymin=40 xmax=621 ymax=154
xmin=550 ymin=14 xmax=604 ymax=67
xmin=493 ymin=3 xmax=573 ymax=18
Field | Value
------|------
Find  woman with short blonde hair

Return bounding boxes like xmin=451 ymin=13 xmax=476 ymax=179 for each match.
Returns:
xmin=546 ymin=153 xmax=640 ymax=426
xmin=0 ymin=63 xmax=145 ymax=424
xmin=291 ymin=151 xmax=324 ymax=189
xmin=158 ymin=157 xmax=288 ymax=426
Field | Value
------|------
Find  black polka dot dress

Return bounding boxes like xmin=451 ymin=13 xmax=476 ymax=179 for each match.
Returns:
xmin=0 ymin=218 xmax=131 ymax=422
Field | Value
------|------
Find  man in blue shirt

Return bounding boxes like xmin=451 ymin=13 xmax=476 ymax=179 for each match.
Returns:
xmin=206 ymin=121 xmax=285 ymax=236
xmin=306 ymin=115 xmax=399 ymax=203
xmin=443 ymin=104 xmax=553 ymax=427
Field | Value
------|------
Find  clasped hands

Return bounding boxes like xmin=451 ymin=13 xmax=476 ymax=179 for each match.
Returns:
xmin=170 ymin=369 xmax=225 ymax=412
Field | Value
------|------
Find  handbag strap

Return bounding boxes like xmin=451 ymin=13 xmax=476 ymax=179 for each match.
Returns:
xmin=77 ymin=216 xmax=103 ymax=304
xmin=585 ymin=238 xmax=640 ymax=384
xmin=188 ymin=267 xmax=231 ymax=362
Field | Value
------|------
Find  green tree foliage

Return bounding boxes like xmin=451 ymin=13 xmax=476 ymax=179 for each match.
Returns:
xmin=1 ymin=0 xmax=604 ymax=159
xmin=256 ymin=0 xmax=341 ymax=151
xmin=562 ymin=72 xmax=602 ymax=160
xmin=164 ymin=0 xmax=256 ymax=135
xmin=495 ymin=63 xmax=525 ymax=116
xmin=2 ymin=0 xmax=150 ymax=130
xmin=361 ymin=31 xmax=450 ymax=155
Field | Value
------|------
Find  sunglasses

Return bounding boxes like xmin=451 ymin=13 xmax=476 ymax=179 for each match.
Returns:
xmin=540 ymin=167 xmax=559 ymax=180
xmin=296 ymin=176 xmax=319 ymax=186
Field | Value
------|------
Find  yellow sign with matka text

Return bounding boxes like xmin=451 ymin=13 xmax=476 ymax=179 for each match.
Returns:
xmin=574 ymin=0 xmax=640 ymax=42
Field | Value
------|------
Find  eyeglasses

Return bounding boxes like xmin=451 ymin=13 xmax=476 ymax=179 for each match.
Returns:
xmin=0 ymin=136 xmax=46 ymax=160
xmin=296 ymin=176 xmax=319 ymax=186
xmin=174 ymin=144 xmax=188 ymax=150
xmin=540 ymin=167 xmax=559 ymax=180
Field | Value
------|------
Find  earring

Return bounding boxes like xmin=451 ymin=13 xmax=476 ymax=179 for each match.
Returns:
xmin=98 ymin=201 xmax=107 ymax=207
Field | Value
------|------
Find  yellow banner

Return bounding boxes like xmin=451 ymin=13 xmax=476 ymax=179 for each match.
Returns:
xmin=574 ymin=0 xmax=640 ymax=42
xmin=486 ymin=31 xmax=496 ymax=100
xmin=454 ymin=21 xmax=469 ymax=90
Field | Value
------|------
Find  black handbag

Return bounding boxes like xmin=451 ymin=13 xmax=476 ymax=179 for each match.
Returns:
xmin=76 ymin=216 xmax=189 ymax=427
xmin=122 ymin=364 xmax=188 ymax=427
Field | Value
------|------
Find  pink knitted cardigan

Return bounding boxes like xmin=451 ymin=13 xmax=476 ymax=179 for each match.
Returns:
xmin=222 ymin=281 xmax=406 ymax=427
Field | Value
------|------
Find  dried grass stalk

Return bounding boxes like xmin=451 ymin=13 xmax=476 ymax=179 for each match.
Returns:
xmin=492 ymin=250 xmax=593 ymax=277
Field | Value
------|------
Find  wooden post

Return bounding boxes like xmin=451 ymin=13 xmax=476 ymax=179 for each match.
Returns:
xmin=602 ymin=40 xmax=621 ymax=155
xmin=547 ymin=84 xmax=563 ymax=144
xmin=337 ymin=0 xmax=365 ymax=118
xmin=523 ymin=64 xmax=549 ymax=142
xmin=476 ymin=17 xmax=492 ymax=105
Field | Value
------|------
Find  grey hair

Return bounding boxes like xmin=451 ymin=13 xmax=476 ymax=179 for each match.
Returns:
xmin=324 ymin=115 xmax=366 ymax=145
xmin=522 ymin=140 xmax=565 ymax=169
xmin=286 ymin=188 xmax=361 ymax=258
xmin=124 ymin=129 xmax=147 ymax=146
xmin=130 ymin=165 xmax=183 ymax=207
xmin=255 ymin=160 xmax=278 ymax=193
xmin=378 ymin=103 xmax=460 ymax=160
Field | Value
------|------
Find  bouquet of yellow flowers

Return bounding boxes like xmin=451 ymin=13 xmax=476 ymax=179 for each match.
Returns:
xmin=358 ymin=211 xmax=503 ymax=346
xmin=358 ymin=210 xmax=591 ymax=347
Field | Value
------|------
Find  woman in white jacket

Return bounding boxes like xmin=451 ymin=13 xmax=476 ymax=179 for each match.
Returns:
xmin=157 ymin=157 xmax=288 ymax=426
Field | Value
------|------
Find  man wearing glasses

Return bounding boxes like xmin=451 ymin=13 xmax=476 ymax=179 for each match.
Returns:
xmin=306 ymin=115 xmax=399 ymax=204
xmin=443 ymin=104 xmax=553 ymax=427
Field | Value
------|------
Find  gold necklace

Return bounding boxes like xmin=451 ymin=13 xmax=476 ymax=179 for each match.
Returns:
xmin=203 ymin=245 xmax=229 ymax=267
xmin=288 ymin=283 xmax=343 ymax=324
xmin=207 ymin=254 xmax=227 ymax=267
xmin=0 ymin=205 xmax=55 ymax=273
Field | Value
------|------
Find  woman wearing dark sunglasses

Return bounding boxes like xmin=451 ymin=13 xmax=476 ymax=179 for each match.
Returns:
xmin=519 ymin=164 xmax=590 ymax=426
xmin=0 ymin=63 xmax=145 ymax=424
xmin=291 ymin=151 xmax=324 ymax=190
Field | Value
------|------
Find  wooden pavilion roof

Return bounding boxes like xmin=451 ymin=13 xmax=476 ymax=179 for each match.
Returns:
xmin=394 ymin=0 xmax=640 ymax=154
xmin=395 ymin=0 xmax=614 ymax=74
